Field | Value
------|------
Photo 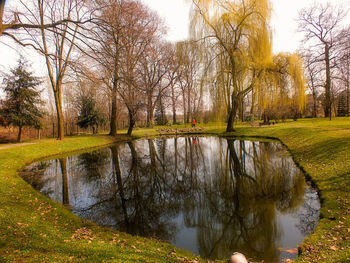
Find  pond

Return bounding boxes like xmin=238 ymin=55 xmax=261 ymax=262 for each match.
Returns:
xmin=20 ymin=137 xmax=320 ymax=263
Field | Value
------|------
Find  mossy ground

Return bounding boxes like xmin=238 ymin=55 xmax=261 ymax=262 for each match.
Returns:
xmin=1 ymin=118 xmax=350 ymax=262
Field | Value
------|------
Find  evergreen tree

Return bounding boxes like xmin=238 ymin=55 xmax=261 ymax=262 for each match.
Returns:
xmin=154 ymin=96 xmax=167 ymax=125
xmin=337 ymin=91 xmax=348 ymax=117
xmin=76 ymin=94 xmax=105 ymax=134
xmin=0 ymin=59 xmax=44 ymax=142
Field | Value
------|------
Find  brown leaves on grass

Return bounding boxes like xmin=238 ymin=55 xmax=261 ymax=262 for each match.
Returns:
xmin=279 ymin=247 xmax=298 ymax=254
xmin=330 ymin=245 xmax=338 ymax=251
xmin=130 ymin=245 xmax=142 ymax=253
xmin=157 ymin=127 xmax=205 ymax=134
xmin=167 ymin=249 xmax=201 ymax=263
xmin=70 ymin=227 xmax=96 ymax=243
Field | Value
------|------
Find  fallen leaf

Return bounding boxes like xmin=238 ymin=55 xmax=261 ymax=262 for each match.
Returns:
xmin=279 ymin=248 xmax=298 ymax=254
xmin=330 ymin=246 xmax=338 ymax=251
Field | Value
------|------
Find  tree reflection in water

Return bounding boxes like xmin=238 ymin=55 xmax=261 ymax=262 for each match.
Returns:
xmin=20 ymin=137 xmax=320 ymax=263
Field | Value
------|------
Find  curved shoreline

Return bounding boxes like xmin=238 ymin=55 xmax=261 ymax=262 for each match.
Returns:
xmin=1 ymin=119 xmax=350 ymax=262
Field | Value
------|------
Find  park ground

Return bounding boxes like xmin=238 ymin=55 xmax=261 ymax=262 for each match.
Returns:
xmin=0 ymin=118 xmax=349 ymax=263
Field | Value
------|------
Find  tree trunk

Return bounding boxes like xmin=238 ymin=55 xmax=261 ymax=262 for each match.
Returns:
xmin=171 ymin=85 xmax=177 ymax=124
xmin=159 ymin=95 xmax=166 ymax=125
xmin=59 ymin=158 xmax=69 ymax=206
xmin=263 ymin=111 xmax=270 ymax=123
xmin=127 ymin=110 xmax=135 ymax=136
xmin=109 ymin=88 xmax=117 ymax=136
xmin=240 ymin=98 xmax=244 ymax=122
xmin=312 ymin=90 xmax=317 ymax=118
xmin=172 ymin=106 xmax=177 ymax=124
xmin=111 ymin=145 xmax=129 ymax=227
xmin=347 ymin=67 xmax=349 ymax=117
xmin=186 ymin=87 xmax=191 ymax=123
xmin=226 ymin=97 xmax=239 ymax=132
xmin=0 ymin=0 xmax=5 ymax=36
xmin=17 ymin=125 xmax=22 ymax=142
xmin=54 ymin=89 xmax=64 ymax=140
xmin=146 ymin=94 xmax=153 ymax=128
xmin=182 ymin=89 xmax=187 ymax=125
xmin=324 ymin=44 xmax=331 ymax=118
xmin=250 ymin=91 xmax=255 ymax=122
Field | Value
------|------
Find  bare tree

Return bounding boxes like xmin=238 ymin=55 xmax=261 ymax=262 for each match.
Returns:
xmin=298 ymin=2 xmax=348 ymax=119
xmin=164 ymin=44 xmax=181 ymax=124
xmin=301 ymin=51 xmax=324 ymax=117
xmin=116 ymin=1 xmax=164 ymax=135
xmin=335 ymin=28 xmax=350 ymax=116
xmin=139 ymin=41 xmax=170 ymax=127
xmin=80 ymin=0 xmax=128 ymax=136
xmin=3 ymin=0 xmax=89 ymax=140
xmin=176 ymin=40 xmax=201 ymax=124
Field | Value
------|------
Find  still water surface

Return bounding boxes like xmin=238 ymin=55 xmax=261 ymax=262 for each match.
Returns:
xmin=21 ymin=137 xmax=320 ymax=263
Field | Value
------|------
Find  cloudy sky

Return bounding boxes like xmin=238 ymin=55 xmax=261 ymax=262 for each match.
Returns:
xmin=0 ymin=0 xmax=349 ymax=72
xmin=141 ymin=0 xmax=348 ymax=52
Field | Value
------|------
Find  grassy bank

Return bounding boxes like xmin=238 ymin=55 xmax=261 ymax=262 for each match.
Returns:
xmin=224 ymin=118 xmax=350 ymax=263
xmin=1 ymin=118 xmax=350 ymax=262
xmin=0 ymin=135 xmax=200 ymax=263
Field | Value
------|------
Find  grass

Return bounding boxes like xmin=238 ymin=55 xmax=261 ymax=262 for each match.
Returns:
xmin=225 ymin=118 xmax=350 ymax=263
xmin=1 ymin=118 xmax=350 ymax=262
xmin=0 ymin=135 xmax=200 ymax=263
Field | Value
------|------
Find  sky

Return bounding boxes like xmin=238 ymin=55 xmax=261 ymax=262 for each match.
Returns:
xmin=0 ymin=0 xmax=349 ymax=73
xmin=142 ymin=0 xmax=348 ymax=53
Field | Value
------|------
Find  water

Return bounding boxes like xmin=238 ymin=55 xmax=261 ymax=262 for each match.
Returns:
xmin=20 ymin=137 xmax=320 ymax=263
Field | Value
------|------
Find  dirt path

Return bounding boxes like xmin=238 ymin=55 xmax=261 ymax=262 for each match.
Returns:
xmin=0 ymin=142 xmax=40 ymax=150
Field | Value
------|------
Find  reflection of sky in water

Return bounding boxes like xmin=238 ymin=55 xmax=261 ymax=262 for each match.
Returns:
xmin=171 ymin=213 xmax=199 ymax=255
xmin=20 ymin=137 xmax=320 ymax=263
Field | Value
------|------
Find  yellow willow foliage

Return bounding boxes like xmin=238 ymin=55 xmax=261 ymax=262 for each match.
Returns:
xmin=189 ymin=0 xmax=305 ymax=118
xmin=189 ymin=0 xmax=273 ymax=82
xmin=249 ymin=25 xmax=273 ymax=68
xmin=288 ymin=54 xmax=306 ymax=111
xmin=255 ymin=53 xmax=306 ymax=111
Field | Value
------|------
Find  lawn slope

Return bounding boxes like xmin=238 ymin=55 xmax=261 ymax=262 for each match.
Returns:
xmin=226 ymin=118 xmax=350 ymax=263
xmin=1 ymin=118 xmax=350 ymax=262
xmin=0 ymin=135 xmax=200 ymax=263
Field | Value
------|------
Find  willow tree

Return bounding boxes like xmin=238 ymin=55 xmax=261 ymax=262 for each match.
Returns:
xmin=190 ymin=0 xmax=305 ymax=131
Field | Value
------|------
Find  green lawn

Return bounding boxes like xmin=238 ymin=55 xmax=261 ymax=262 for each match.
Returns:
xmin=0 ymin=135 xmax=200 ymax=263
xmin=0 ymin=118 xmax=350 ymax=262
xmin=225 ymin=118 xmax=350 ymax=263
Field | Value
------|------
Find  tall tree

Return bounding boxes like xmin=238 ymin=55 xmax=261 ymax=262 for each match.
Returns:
xmin=1 ymin=0 xmax=83 ymax=37
xmin=301 ymin=51 xmax=324 ymax=118
xmin=190 ymin=0 xmax=305 ymax=131
xmin=83 ymin=0 xmax=165 ymax=135
xmin=82 ymin=0 xmax=126 ymax=136
xmin=139 ymin=41 xmax=170 ymax=127
xmin=117 ymin=0 xmax=164 ymax=135
xmin=176 ymin=40 xmax=201 ymax=124
xmin=164 ymin=45 xmax=181 ymax=125
xmin=3 ymin=0 xmax=88 ymax=140
xmin=0 ymin=59 xmax=44 ymax=142
xmin=335 ymin=29 xmax=350 ymax=116
xmin=298 ymin=2 xmax=348 ymax=118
